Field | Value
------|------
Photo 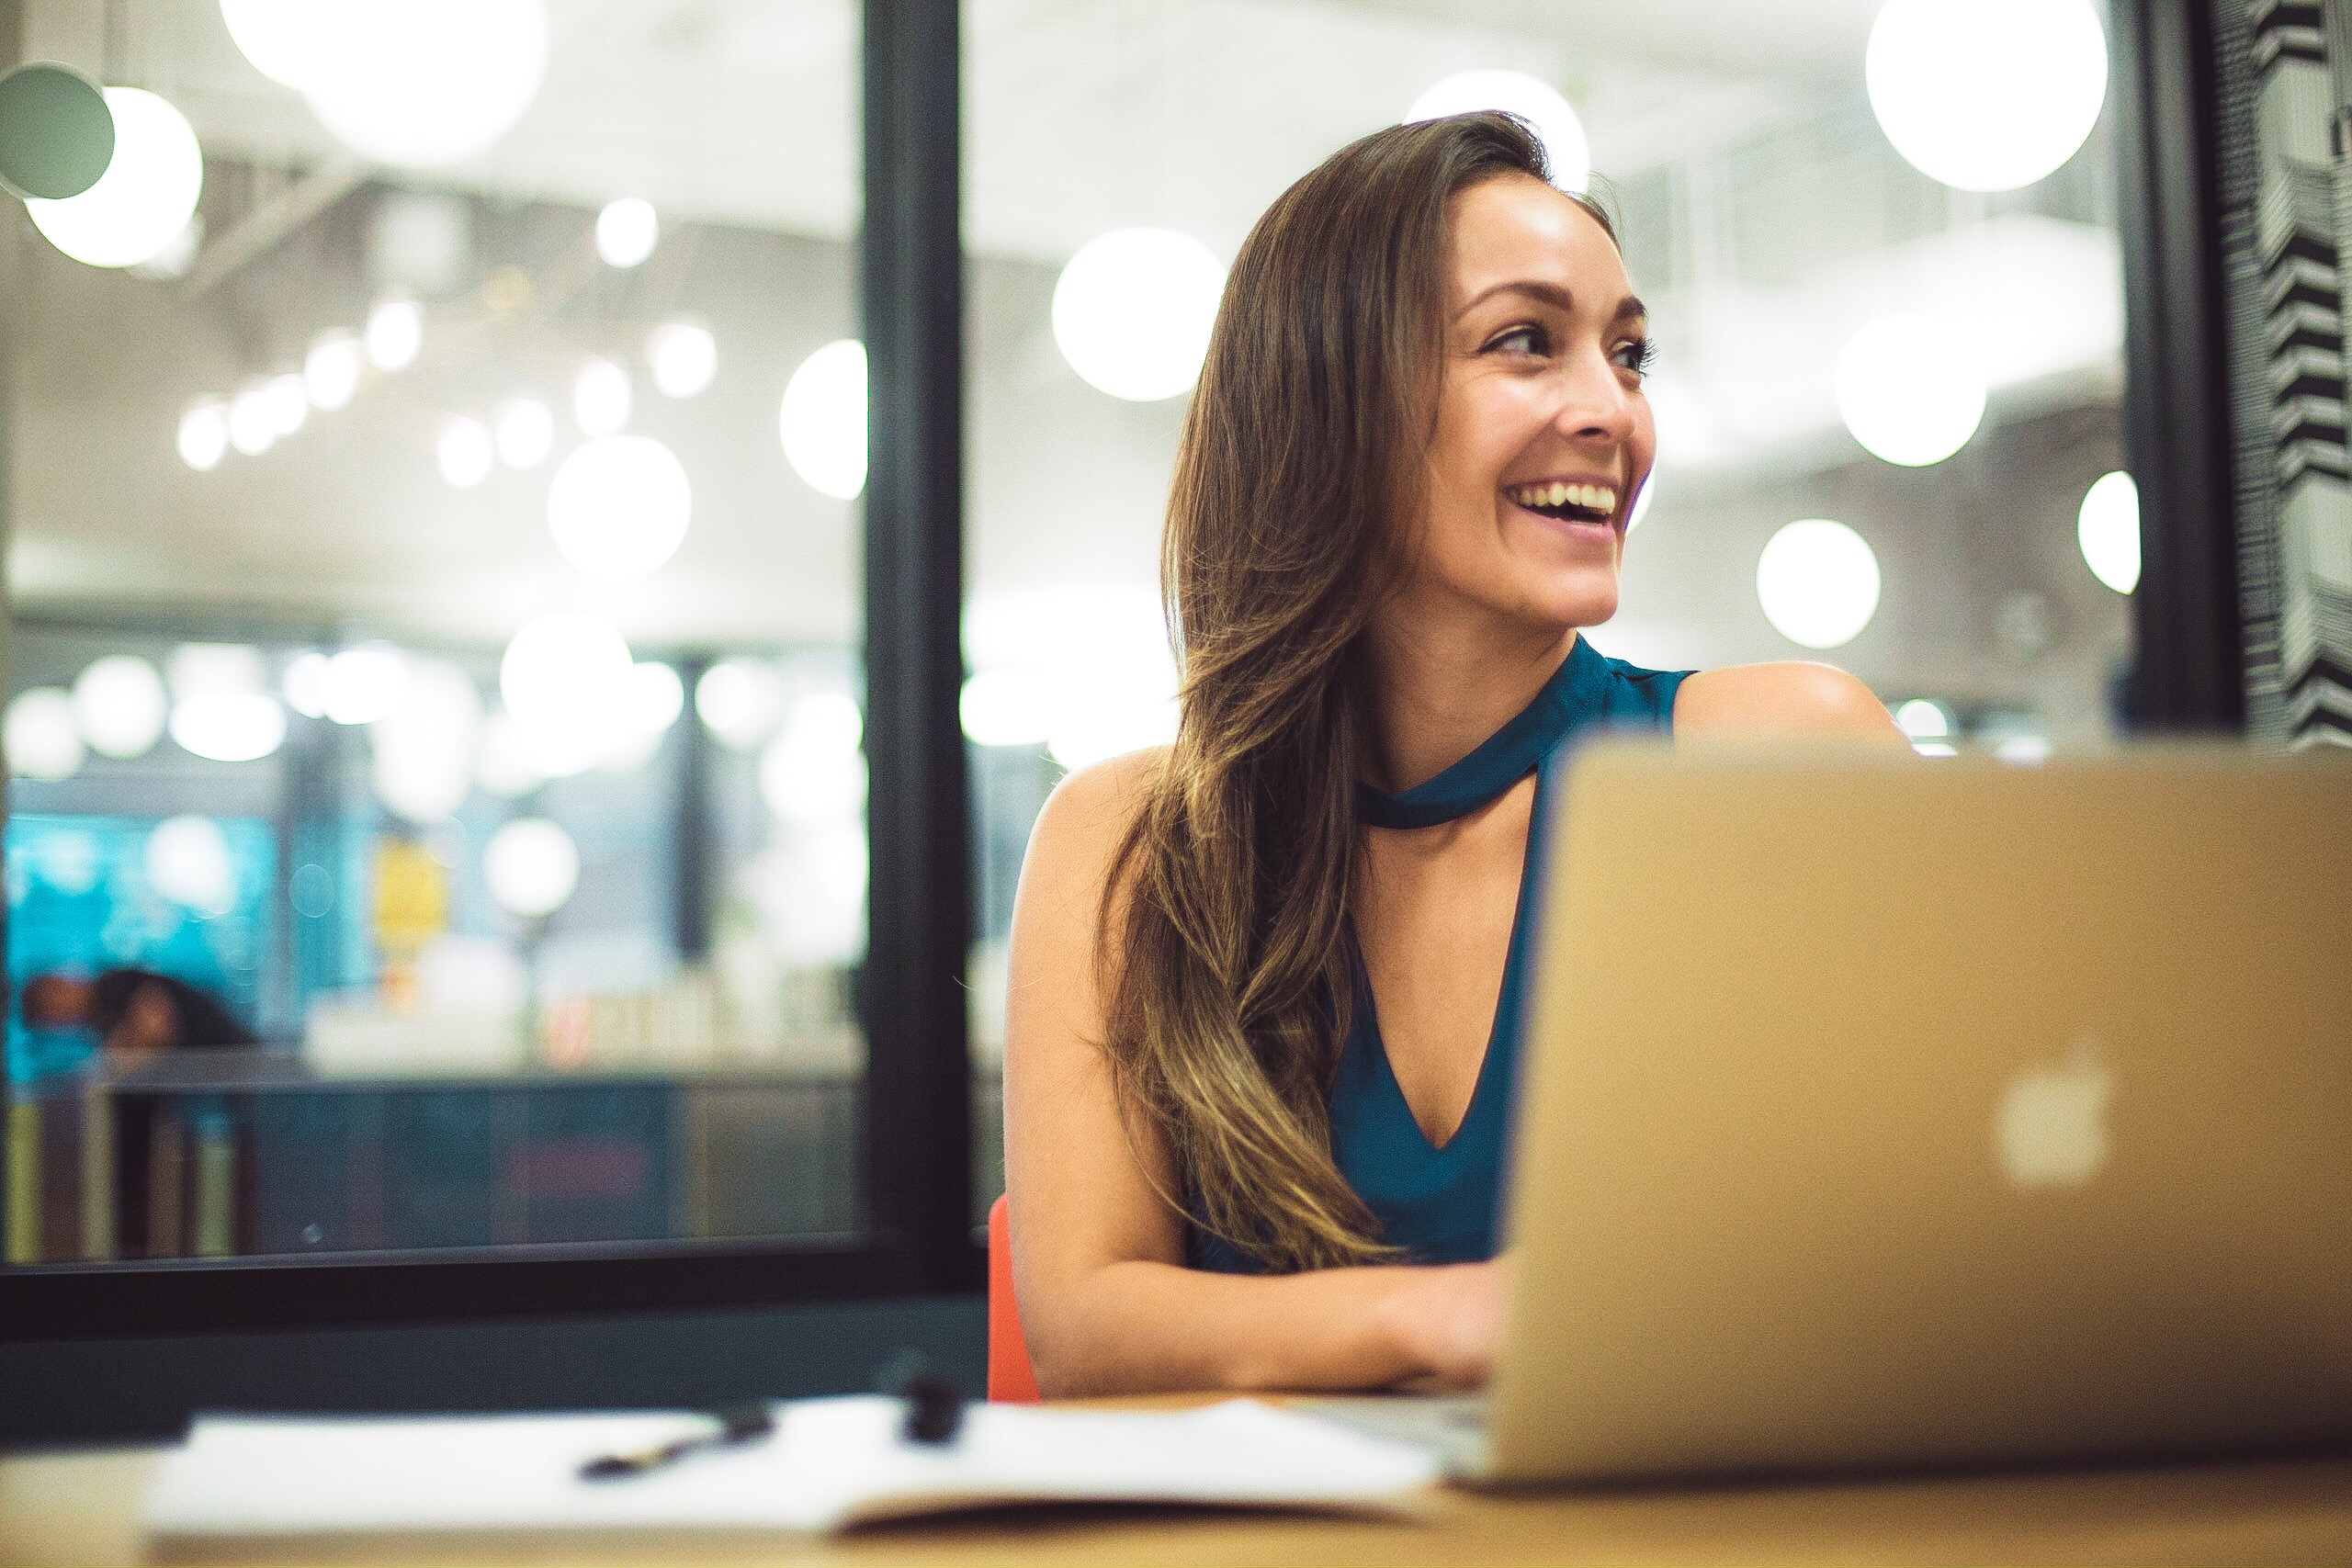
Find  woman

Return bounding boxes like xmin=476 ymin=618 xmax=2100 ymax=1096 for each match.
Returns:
xmin=1003 ymin=112 xmax=1905 ymax=1397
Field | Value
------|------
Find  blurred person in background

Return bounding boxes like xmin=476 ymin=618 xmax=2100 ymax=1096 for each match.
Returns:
xmin=20 ymin=968 xmax=257 ymax=1056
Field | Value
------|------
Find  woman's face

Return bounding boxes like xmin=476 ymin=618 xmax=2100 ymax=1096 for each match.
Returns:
xmin=1408 ymin=173 xmax=1654 ymax=635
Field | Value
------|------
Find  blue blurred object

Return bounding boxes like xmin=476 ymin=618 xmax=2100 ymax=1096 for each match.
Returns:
xmin=6 ymin=813 xmax=275 ymax=1082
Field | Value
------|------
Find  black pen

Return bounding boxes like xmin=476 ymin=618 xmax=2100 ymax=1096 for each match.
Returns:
xmin=580 ymin=1402 xmax=774 ymax=1480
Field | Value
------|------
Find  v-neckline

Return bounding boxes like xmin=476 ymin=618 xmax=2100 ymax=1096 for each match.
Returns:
xmin=1357 ymin=768 xmax=1554 ymax=1155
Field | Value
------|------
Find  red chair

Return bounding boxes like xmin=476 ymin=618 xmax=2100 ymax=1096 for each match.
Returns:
xmin=986 ymin=1193 xmax=1041 ymax=1402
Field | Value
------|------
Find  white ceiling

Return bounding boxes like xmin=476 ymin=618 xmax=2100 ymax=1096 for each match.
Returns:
xmin=25 ymin=0 xmax=1862 ymax=257
xmin=6 ymin=0 xmax=2130 ymax=722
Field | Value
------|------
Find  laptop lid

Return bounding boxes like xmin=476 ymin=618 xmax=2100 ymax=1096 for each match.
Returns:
xmin=1487 ymin=745 xmax=2352 ymax=1483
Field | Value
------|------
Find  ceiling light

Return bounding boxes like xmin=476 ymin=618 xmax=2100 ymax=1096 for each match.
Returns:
xmin=1051 ymin=229 xmax=1225 ymax=402
xmin=295 ymin=0 xmax=548 ymax=169
xmin=547 ymin=435 xmax=692 ymax=581
xmin=1836 ymin=314 xmax=1985 ymax=468
xmin=226 ymin=384 xmax=276 ymax=455
xmin=368 ymin=657 xmax=481 ymax=824
xmin=2077 ymin=470 xmax=2141 ymax=594
xmin=304 ymin=331 xmax=363 ymax=410
xmin=1868 ymin=0 xmax=2106 ymax=192
xmin=5 ymin=688 xmax=84 ymax=781
xmin=282 ymin=650 xmax=330 ymax=717
xmin=322 ymin=644 xmax=409 ymax=726
xmin=573 ymin=357 xmax=630 ymax=436
xmin=483 ymin=817 xmax=579 ymax=918
xmin=437 ymin=416 xmax=493 ymax=488
xmin=219 ymin=0 xmax=326 ymax=89
xmin=1756 ymin=519 xmax=1882 ymax=649
xmin=595 ymin=197 xmax=658 ymax=268
xmin=266 ymin=372 xmax=308 ymax=436
xmin=501 ymin=611 xmax=633 ymax=743
xmin=177 ymin=400 xmax=228 ymax=470
xmin=648 ymin=320 xmax=717 ymax=399
xmin=1406 ymin=70 xmax=1590 ymax=194
xmin=626 ymin=661 xmax=684 ymax=735
xmin=365 ymin=299 xmax=423 ymax=370
xmin=759 ymin=692 xmax=866 ymax=825
xmin=169 ymin=692 xmax=287 ymax=762
xmin=25 ymin=87 xmax=204 ymax=268
xmin=494 ymin=397 xmax=553 ymax=468
xmin=778 ymin=338 xmax=867 ymax=499
xmin=959 ymin=671 xmax=1054 ymax=748
xmin=145 ymin=815 xmax=237 ymax=914
xmin=71 ymin=655 xmax=168 ymax=759
xmin=695 ymin=658 xmax=786 ymax=749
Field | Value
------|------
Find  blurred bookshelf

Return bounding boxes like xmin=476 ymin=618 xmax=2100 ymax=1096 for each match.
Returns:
xmin=4 ymin=1050 xmax=873 ymax=1265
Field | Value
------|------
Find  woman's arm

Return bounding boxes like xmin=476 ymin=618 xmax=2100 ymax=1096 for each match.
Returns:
xmin=1672 ymin=660 xmax=1909 ymax=745
xmin=1001 ymin=750 xmax=1498 ymax=1397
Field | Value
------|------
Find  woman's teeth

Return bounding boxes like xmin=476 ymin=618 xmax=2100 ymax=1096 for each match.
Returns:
xmin=1506 ymin=480 xmax=1618 ymax=519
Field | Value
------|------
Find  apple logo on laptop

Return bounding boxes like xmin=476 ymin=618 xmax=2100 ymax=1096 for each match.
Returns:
xmin=1996 ymin=1038 xmax=2112 ymax=1190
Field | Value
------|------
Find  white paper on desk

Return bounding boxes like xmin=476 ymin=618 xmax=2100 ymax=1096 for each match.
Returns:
xmin=141 ymin=1397 xmax=1444 ymax=1541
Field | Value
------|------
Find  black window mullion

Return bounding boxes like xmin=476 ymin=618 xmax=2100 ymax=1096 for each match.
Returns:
xmin=2111 ymin=0 xmax=2247 ymax=731
xmin=859 ymin=0 xmax=978 ymax=1289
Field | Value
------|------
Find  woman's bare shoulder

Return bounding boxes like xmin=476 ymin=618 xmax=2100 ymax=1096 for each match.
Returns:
xmin=1031 ymin=746 xmax=1168 ymax=863
xmin=1673 ymin=661 xmax=1903 ymax=741
xmin=1014 ymin=746 xmax=1170 ymax=930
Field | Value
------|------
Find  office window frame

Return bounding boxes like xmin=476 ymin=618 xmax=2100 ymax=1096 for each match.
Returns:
xmin=0 ymin=0 xmax=977 ymax=1342
xmin=0 ymin=0 xmax=2234 ymax=1348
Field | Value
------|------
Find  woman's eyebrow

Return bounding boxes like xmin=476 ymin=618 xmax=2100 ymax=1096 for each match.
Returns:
xmin=1453 ymin=280 xmax=1648 ymax=325
xmin=1455 ymin=278 xmax=1574 ymax=319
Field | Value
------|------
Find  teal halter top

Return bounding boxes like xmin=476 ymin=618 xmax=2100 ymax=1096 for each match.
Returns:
xmin=1189 ymin=636 xmax=1690 ymax=1272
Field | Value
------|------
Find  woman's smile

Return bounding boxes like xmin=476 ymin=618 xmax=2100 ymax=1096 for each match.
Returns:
xmin=1500 ymin=474 xmax=1625 ymax=541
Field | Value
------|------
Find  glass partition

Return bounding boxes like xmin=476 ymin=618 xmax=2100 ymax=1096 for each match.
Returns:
xmin=4 ymin=1 xmax=874 ymax=1270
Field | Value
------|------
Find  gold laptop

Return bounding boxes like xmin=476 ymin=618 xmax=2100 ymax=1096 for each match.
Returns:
xmin=1322 ymin=744 xmax=2352 ymax=1483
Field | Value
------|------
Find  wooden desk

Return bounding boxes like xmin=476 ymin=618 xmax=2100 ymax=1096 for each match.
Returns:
xmin=6 ymin=1422 xmax=2348 ymax=1566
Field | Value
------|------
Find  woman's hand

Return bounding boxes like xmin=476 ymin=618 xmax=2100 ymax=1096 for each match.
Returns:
xmin=1373 ymin=1257 xmax=1511 ymax=1390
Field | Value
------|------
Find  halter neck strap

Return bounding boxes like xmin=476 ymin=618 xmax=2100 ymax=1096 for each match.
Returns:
xmin=1359 ymin=637 xmax=1611 ymax=829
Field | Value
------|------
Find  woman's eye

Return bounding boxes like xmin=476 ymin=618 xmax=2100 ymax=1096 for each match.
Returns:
xmin=1486 ymin=324 xmax=1548 ymax=356
xmin=1613 ymin=337 xmax=1657 ymax=378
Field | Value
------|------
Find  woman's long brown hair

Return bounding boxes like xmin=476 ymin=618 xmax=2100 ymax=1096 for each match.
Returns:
xmin=1101 ymin=112 xmax=1596 ymax=1272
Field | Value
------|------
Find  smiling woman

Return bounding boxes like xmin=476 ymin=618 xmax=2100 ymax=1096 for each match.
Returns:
xmin=1001 ymin=111 xmax=1904 ymax=1401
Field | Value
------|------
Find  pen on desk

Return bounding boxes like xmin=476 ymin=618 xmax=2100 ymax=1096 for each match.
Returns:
xmin=579 ymin=1402 xmax=774 ymax=1480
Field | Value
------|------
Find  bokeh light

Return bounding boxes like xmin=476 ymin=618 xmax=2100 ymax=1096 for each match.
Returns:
xmin=145 ymin=815 xmax=236 ymax=914
xmin=288 ymin=0 xmax=549 ymax=169
xmin=1867 ymin=0 xmax=2106 ymax=193
xmin=72 ymin=655 xmax=168 ymax=759
xmin=1836 ymin=314 xmax=1985 ymax=468
xmin=6 ymin=688 xmax=84 ymax=781
xmin=1406 ymin=70 xmax=1590 ymax=194
xmin=1051 ymin=229 xmax=1225 ymax=402
xmin=437 ymin=416 xmax=494 ymax=489
xmin=1756 ymin=518 xmax=1882 ymax=649
xmin=26 ymin=88 xmax=204 ymax=269
xmin=365 ymin=299 xmax=423 ymax=371
xmin=648 ymin=320 xmax=718 ymax=399
xmin=595 ymin=197 xmax=659 ymax=268
xmin=483 ymin=817 xmax=579 ymax=918
xmin=2077 ymin=469 xmax=2141 ymax=594
xmin=177 ymin=400 xmax=228 ymax=470
xmin=547 ymin=435 xmax=692 ymax=581
xmin=779 ymin=338 xmax=868 ymax=500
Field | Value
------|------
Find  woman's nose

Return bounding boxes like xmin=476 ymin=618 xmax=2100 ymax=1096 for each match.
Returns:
xmin=1550 ymin=351 xmax=1636 ymax=443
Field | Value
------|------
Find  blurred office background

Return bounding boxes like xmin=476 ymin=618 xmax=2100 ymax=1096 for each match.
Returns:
xmin=4 ymin=0 xmax=2131 ymax=1270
